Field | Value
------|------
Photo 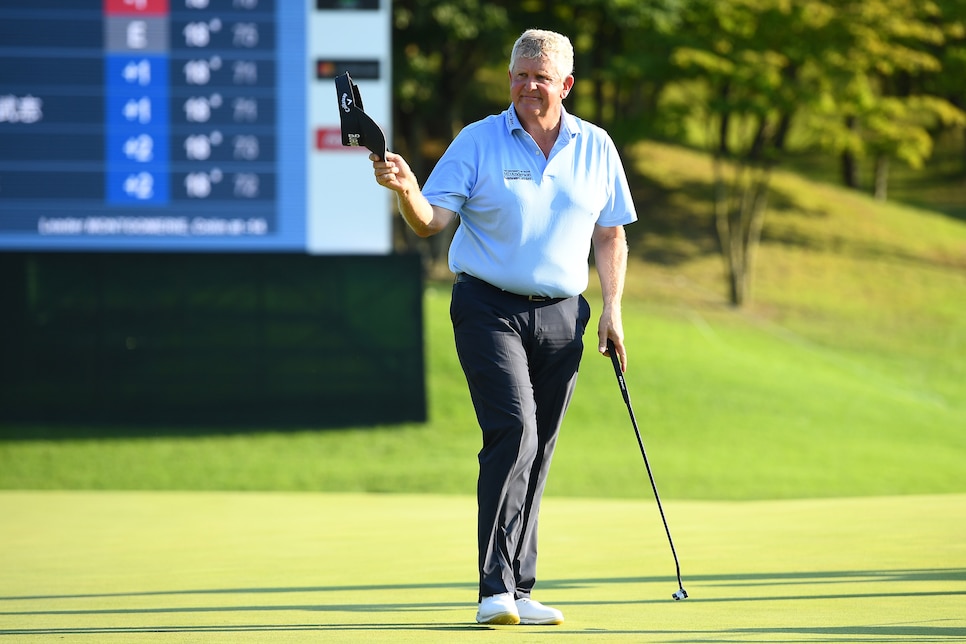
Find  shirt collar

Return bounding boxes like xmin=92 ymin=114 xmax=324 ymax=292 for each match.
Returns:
xmin=505 ymin=104 xmax=579 ymax=139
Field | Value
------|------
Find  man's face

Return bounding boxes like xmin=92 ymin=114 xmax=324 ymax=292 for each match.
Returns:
xmin=509 ymin=56 xmax=573 ymax=122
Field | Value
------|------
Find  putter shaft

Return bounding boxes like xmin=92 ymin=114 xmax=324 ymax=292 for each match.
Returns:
xmin=606 ymin=339 xmax=688 ymax=600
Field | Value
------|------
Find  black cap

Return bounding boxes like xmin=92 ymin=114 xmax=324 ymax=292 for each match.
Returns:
xmin=335 ymin=71 xmax=387 ymax=161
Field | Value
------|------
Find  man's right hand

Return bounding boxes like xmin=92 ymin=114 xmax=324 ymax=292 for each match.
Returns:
xmin=369 ymin=152 xmax=456 ymax=238
xmin=371 ymin=151 xmax=414 ymax=195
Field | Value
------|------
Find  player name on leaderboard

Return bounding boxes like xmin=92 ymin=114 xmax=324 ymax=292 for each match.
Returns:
xmin=0 ymin=0 xmax=276 ymax=240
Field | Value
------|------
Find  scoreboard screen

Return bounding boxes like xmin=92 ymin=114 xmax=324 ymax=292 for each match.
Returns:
xmin=0 ymin=0 xmax=392 ymax=253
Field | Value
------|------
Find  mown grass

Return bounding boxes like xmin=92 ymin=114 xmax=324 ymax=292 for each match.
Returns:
xmin=1 ymin=141 xmax=963 ymax=500
xmin=3 ymin=491 xmax=964 ymax=642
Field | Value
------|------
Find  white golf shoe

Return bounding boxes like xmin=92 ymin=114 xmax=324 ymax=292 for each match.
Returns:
xmin=515 ymin=597 xmax=564 ymax=625
xmin=475 ymin=593 xmax=520 ymax=625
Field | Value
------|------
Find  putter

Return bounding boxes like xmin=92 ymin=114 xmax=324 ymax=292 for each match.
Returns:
xmin=606 ymin=339 xmax=688 ymax=601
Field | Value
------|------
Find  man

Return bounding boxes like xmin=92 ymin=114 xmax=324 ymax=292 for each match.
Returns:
xmin=371 ymin=28 xmax=637 ymax=626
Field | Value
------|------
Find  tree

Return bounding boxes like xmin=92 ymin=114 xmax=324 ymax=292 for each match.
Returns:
xmin=663 ymin=0 xmax=964 ymax=305
xmin=816 ymin=0 xmax=964 ymax=200
xmin=668 ymin=0 xmax=827 ymax=305
xmin=922 ymin=0 xmax=966 ymax=172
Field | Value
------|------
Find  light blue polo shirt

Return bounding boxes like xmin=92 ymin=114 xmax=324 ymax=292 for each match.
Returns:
xmin=422 ymin=105 xmax=638 ymax=298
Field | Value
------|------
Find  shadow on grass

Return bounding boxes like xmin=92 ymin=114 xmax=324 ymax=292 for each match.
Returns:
xmin=0 ymin=624 xmax=485 ymax=637
xmin=0 ymin=423 xmax=355 ymax=442
xmin=729 ymin=623 xmax=966 ymax=642
xmin=2 ymin=569 xmax=964 ymax=639
xmin=3 ymin=568 xmax=964 ymax=603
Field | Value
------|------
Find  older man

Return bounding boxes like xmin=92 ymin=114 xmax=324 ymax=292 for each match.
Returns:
xmin=371 ymin=28 xmax=637 ymax=625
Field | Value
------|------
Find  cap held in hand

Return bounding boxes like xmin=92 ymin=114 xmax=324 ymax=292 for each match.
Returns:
xmin=334 ymin=71 xmax=387 ymax=161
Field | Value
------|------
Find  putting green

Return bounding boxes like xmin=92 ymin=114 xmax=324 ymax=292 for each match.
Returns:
xmin=1 ymin=492 xmax=963 ymax=642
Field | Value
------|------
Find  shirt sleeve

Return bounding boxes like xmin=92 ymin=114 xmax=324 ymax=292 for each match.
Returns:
xmin=596 ymin=136 xmax=638 ymax=228
xmin=422 ymin=128 xmax=479 ymax=214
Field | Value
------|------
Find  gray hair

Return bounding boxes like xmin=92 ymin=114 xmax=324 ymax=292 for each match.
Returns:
xmin=509 ymin=29 xmax=574 ymax=81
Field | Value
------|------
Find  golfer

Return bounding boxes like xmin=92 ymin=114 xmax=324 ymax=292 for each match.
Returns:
xmin=371 ymin=28 xmax=637 ymax=625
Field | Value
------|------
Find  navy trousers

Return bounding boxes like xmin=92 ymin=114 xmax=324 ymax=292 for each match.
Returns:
xmin=450 ymin=275 xmax=590 ymax=601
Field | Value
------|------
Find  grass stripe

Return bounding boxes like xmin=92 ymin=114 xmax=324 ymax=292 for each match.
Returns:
xmin=1 ymin=491 xmax=963 ymax=642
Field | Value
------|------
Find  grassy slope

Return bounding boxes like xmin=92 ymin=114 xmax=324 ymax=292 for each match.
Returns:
xmin=0 ymin=142 xmax=963 ymax=500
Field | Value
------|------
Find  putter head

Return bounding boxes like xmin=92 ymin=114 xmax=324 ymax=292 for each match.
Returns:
xmin=672 ymin=588 xmax=688 ymax=601
xmin=334 ymin=71 xmax=387 ymax=160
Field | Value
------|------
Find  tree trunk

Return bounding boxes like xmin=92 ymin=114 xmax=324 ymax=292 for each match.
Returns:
xmin=741 ymin=168 xmax=771 ymax=305
xmin=709 ymin=102 xmax=774 ymax=307
xmin=712 ymin=158 xmax=772 ymax=307
xmin=842 ymin=151 xmax=859 ymax=188
xmin=711 ymin=156 xmax=736 ymax=303
xmin=591 ymin=45 xmax=605 ymax=126
xmin=873 ymin=154 xmax=890 ymax=201
xmin=841 ymin=116 xmax=860 ymax=188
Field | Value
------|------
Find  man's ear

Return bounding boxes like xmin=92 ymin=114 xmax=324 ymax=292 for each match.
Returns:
xmin=562 ymin=74 xmax=575 ymax=99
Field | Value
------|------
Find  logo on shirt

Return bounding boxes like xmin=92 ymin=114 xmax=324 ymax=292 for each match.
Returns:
xmin=504 ymin=169 xmax=532 ymax=181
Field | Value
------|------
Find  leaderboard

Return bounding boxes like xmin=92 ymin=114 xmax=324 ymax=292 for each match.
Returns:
xmin=104 ymin=0 xmax=276 ymax=213
xmin=0 ymin=0 xmax=390 ymax=253
xmin=0 ymin=0 xmax=292 ymax=248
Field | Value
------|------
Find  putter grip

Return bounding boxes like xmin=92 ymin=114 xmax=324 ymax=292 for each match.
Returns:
xmin=606 ymin=339 xmax=621 ymax=377
xmin=606 ymin=339 xmax=632 ymax=406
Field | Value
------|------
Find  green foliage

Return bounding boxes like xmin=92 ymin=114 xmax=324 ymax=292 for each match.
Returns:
xmin=392 ymin=0 xmax=511 ymax=149
xmin=627 ymin=0 xmax=966 ymax=303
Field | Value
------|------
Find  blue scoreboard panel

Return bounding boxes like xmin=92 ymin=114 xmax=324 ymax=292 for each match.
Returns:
xmin=0 ymin=0 xmax=392 ymax=253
